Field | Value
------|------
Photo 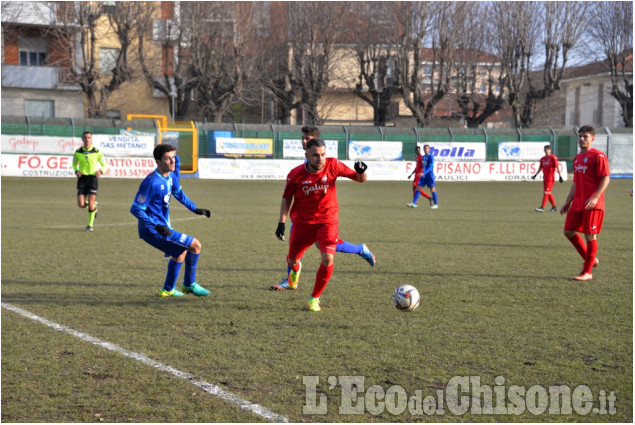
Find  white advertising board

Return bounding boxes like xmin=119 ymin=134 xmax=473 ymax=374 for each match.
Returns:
xmin=1 ymin=154 xmax=157 ymax=178
xmin=282 ymin=139 xmax=338 ymax=159
xmin=498 ymin=142 xmax=547 ymax=161
xmin=1 ymin=134 xmax=155 ymax=157
xmin=348 ymin=141 xmax=403 ymax=161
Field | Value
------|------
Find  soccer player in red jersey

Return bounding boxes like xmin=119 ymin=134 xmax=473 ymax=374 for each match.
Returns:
xmin=408 ymin=145 xmax=432 ymax=205
xmin=560 ymin=126 xmax=610 ymax=281
xmin=274 ymin=138 xmax=368 ymax=311
xmin=532 ymin=145 xmax=563 ymax=212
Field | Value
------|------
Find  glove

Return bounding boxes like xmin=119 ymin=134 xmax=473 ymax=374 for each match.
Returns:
xmin=354 ymin=161 xmax=367 ymax=174
xmin=155 ymin=224 xmax=171 ymax=236
xmin=531 ymin=175 xmax=536 ymax=180
xmin=275 ymin=222 xmax=285 ymax=241
xmin=195 ymin=208 xmax=211 ymax=218
xmin=559 ymin=176 xmax=564 ymax=183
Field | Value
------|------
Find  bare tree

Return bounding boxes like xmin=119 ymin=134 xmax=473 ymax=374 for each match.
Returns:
xmin=453 ymin=4 xmax=507 ymax=128
xmin=345 ymin=2 xmax=402 ymax=126
xmin=492 ymin=1 xmax=589 ymax=127
xmin=50 ymin=1 xmax=144 ymax=118
xmin=587 ymin=1 xmax=633 ymax=127
xmin=285 ymin=2 xmax=350 ymax=125
xmin=396 ymin=1 xmax=460 ymax=127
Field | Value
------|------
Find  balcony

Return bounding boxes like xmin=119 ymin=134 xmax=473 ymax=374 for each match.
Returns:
xmin=1 ymin=65 xmax=79 ymax=90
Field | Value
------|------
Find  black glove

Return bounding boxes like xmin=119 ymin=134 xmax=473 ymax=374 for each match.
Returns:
xmin=195 ymin=208 xmax=211 ymax=218
xmin=155 ymin=224 xmax=171 ymax=236
xmin=354 ymin=161 xmax=367 ymax=174
xmin=275 ymin=222 xmax=285 ymax=241
xmin=559 ymin=176 xmax=564 ymax=183
xmin=531 ymin=175 xmax=536 ymax=180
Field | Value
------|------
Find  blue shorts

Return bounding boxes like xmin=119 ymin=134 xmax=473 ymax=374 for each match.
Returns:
xmin=140 ymin=227 xmax=194 ymax=258
xmin=417 ymin=175 xmax=435 ymax=188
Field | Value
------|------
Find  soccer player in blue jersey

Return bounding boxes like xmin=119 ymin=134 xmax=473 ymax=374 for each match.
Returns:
xmin=130 ymin=144 xmax=212 ymax=297
xmin=407 ymin=144 xmax=438 ymax=209
xmin=270 ymin=126 xmax=375 ymax=290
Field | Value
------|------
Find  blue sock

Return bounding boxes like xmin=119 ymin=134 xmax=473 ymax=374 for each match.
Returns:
xmin=183 ymin=252 xmax=199 ymax=287
xmin=336 ymin=240 xmax=362 ymax=254
xmin=432 ymin=192 xmax=438 ymax=205
xmin=412 ymin=191 xmax=421 ymax=204
xmin=163 ymin=259 xmax=182 ymax=291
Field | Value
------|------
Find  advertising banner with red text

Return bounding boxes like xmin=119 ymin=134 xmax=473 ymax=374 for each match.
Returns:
xmin=1 ymin=154 xmax=157 ymax=179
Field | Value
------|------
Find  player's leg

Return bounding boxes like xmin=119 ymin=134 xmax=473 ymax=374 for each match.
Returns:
xmin=407 ymin=179 xmax=423 ymax=207
xmin=272 ymin=222 xmax=303 ymax=289
xmin=274 ymin=224 xmax=313 ymax=291
xmin=142 ymin=230 xmax=193 ymax=297
xmin=429 ymin=179 xmax=438 ymax=208
xmin=335 ymin=239 xmax=375 ymax=266
xmin=86 ymin=192 xmax=97 ymax=230
xmin=574 ymin=210 xmax=604 ymax=280
xmin=308 ymin=223 xmax=338 ymax=311
xmin=414 ymin=177 xmax=430 ymax=199
xmin=181 ymin=237 xmax=210 ymax=296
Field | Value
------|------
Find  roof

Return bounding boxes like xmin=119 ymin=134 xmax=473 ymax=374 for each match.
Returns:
xmin=563 ymin=55 xmax=633 ymax=80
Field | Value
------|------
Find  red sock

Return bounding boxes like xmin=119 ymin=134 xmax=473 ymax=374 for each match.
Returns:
xmin=583 ymin=239 xmax=598 ymax=274
xmin=568 ymin=234 xmax=587 ymax=259
xmin=541 ymin=194 xmax=549 ymax=208
xmin=287 ymin=256 xmax=300 ymax=272
xmin=311 ymin=264 xmax=333 ymax=299
xmin=419 ymin=190 xmax=430 ymax=199
xmin=548 ymin=194 xmax=556 ymax=207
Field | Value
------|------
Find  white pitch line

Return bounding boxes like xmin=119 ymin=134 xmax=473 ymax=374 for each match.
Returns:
xmin=1 ymin=302 xmax=288 ymax=423
xmin=47 ymin=216 xmax=204 ymax=230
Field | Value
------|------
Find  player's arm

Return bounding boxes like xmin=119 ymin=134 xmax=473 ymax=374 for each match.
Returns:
xmin=173 ymin=184 xmax=211 ymax=217
xmin=72 ymin=152 xmax=81 ymax=177
xmin=584 ymin=175 xmax=610 ymax=210
xmin=352 ymin=161 xmax=367 ymax=182
xmin=554 ymin=157 xmax=563 ymax=182
xmin=97 ymin=152 xmax=107 ymax=176
xmin=532 ymin=162 xmax=543 ymax=179
xmin=276 ymin=197 xmax=293 ymax=240
xmin=130 ymin=182 xmax=158 ymax=230
xmin=560 ymin=182 xmax=576 ymax=215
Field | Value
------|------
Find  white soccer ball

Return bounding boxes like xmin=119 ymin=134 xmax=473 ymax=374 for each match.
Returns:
xmin=392 ymin=285 xmax=420 ymax=312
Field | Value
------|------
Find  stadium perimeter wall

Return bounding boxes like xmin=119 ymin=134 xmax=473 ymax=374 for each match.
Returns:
xmin=1 ymin=116 xmax=632 ymax=180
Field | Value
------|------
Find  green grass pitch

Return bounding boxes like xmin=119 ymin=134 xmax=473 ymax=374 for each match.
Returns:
xmin=1 ymin=176 xmax=632 ymax=422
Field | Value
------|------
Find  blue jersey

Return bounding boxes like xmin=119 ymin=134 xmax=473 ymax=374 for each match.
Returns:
xmin=422 ymin=153 xmax=434 ymax=177
xmin=130 ymin=169 xmax=197 ymax=236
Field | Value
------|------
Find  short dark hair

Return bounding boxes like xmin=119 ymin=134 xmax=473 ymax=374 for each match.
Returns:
xmin=305 ymin=138 xmax=325 ymax=150
xmin=544 ymin=145 xmax=551 ymax=149
xmin=301 ymin=126 xmax=320 ymax=137
xmin=82 ymin=131 xmax=92 ymax=138
xmin=578 ymin=125 xmax=596 ymax=136
xmin=153 ymin=144 xmax=177 ymax=161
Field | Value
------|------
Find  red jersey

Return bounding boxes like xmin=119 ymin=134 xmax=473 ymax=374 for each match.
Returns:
xmin=571 ymin=148 xmax=610 ymax=212
xmin=283 ymin=158 xmax=357 ymax=224
xmin=539 ymin=154 xmax=559 ymax=182
xmin=414 ymin=154 xmax=423 ymax=175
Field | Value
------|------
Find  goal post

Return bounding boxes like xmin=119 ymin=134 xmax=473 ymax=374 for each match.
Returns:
xmin=126 ymin=114 xmax=198 ymax=174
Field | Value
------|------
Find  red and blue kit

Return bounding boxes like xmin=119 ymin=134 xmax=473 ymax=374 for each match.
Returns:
xmin=283 ymin=158 xmax=357 ymax=256
xmin=540 ymin=154 xmax=559 ymax=191
xmin=565 ymin=148 xmax=610 ymax=233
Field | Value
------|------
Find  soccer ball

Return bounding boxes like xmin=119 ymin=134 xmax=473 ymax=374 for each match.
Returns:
xmin=392 ymin=285 xmax=420 ymax=312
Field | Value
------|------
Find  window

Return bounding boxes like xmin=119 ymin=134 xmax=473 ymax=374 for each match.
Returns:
xmin=25 ymin=100 xmax=54 ymax=118
xmin=19 ymin=37 xmax=47 ymax=66
xmin=99 ymin=48 xmax=120 ymax=74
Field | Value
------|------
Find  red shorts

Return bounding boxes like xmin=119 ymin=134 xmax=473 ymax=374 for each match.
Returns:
xmin=543 ymin=180 xmax=554 ymax=192
xmin=564 ymin=209 xmax=604 ymax=234
xmin=288 ymin=222 xmax=339 ymax=260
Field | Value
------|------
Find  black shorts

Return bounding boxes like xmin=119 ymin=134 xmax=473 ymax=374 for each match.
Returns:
xmin=77 ymin=175 xmax=98 ymax=196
